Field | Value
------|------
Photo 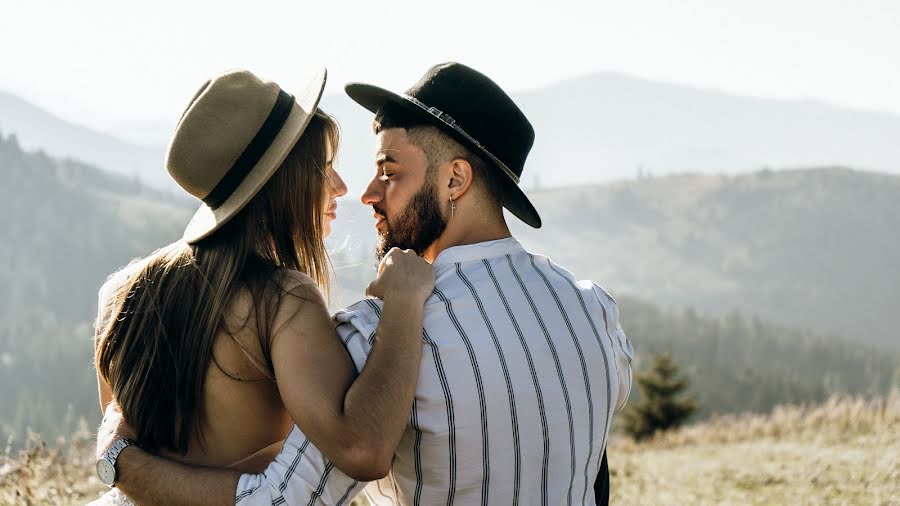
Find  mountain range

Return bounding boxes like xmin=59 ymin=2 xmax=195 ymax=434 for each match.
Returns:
xmin=2 ymin=73 xmax=899 ymax=438
xmin=1 ymin=134 xmax=897 ymax=441
xmin=326 ymin=167 xmax=900 ymax=349
xmin=3 ymin=71 xmax=900 ymax=193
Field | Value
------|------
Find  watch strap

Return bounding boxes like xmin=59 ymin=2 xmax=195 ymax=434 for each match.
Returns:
xmin=102 ymin=438 xmax=140 ymax=485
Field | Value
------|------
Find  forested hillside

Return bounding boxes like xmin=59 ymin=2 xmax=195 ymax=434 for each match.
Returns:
xmin=510 ymin=168 xmax=900 ymax=348
xmin=616 ymin=296 xmax=898 ymax=417
xmin=0 ymin=133 xmax=191 ymax=439
xmin=1 ymin=133 xmax=897 ymax=443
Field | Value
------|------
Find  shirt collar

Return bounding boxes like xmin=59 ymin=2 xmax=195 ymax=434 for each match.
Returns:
xmin=431 ymin=237 xmax=524 ymax=267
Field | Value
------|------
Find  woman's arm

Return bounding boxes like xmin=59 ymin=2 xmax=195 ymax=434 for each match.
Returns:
xmin=270 ymin=248 xmax=433 ymax=481
xmin=96 ymin=248 xmax=433 ymax=503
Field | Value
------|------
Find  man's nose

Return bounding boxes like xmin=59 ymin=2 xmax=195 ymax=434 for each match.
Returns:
xmin=360 ymin=177 xmax=383 ymax=206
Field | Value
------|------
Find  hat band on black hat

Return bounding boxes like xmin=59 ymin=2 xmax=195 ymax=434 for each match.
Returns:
xmin=203 ymin=89 xmax=295 ymax=209
xmin=401 ymin=94 xmax=521 ymax=184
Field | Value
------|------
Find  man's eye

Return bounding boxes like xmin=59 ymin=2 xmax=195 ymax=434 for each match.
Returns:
xmin=379 ymin=172 xmax=393 ymax=182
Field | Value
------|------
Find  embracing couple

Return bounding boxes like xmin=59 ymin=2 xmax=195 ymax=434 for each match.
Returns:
xmin=93 ymin=63 xmax=634 ymax=505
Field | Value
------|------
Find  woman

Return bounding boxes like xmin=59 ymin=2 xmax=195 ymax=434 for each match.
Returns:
xmin=92 ymin=69 xmax=432 ymax=501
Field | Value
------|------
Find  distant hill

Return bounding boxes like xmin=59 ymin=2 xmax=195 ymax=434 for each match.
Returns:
xmin=6 ymin=71 xmax=900 ymax=194
xmin=319 ymin=72 xmax=900 ymax=191
xmin=1 ymin=134 xmax=897 ymax=443
xmin=324 ymin=168 xmax=900 ymax=348
xmin=508 ymin=168 xmax=900 ymax=348
xmin=0 ymin=134 xmax=191 ymax=440
xmin=515 ymin=73 xmax=900 ymax=185
xmin=0 ymin=91 xmax=173 ymax=190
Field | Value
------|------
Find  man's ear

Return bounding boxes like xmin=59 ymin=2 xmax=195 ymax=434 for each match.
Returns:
xmin=447 ymin=158 xmax=474 ymax=199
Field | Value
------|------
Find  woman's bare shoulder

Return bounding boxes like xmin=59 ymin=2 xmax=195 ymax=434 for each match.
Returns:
xmin=275 ymin=269 xmax=319 ymax=290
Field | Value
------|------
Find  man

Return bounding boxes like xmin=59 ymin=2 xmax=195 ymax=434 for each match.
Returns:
xmin=96 ymin=62 xmax=633 ymax=505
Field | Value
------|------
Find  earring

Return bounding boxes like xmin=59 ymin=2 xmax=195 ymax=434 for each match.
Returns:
xmin=450 ymin=196 xmax=456 ymax=218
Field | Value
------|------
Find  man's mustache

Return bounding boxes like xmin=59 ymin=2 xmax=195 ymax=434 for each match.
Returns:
xmin=372 ymin=205 xmax=387 ymax=219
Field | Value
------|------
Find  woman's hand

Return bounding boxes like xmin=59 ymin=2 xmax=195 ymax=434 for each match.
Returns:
xmin=366 ymin=248 xmax=435 ymax=305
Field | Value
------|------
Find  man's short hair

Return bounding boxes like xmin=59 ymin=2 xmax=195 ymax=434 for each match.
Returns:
xmin=373 ymin=105 xmax=506 ymax=206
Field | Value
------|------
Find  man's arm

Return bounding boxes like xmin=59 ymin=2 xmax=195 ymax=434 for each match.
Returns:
xmin=98 ymin=249 xmax=431 ymax=504
xmin=114 ymin=447 xmax=240 ymax=506
xmin=96 ymin=404 xmax=239 ymax=506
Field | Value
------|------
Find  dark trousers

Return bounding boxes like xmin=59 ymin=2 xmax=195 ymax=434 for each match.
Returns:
xmin=594 ymin=449 xmax=609 ymax=506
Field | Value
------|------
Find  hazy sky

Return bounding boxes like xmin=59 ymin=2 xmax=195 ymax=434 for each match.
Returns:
xmin=2 ymin=0 xmax=898 ymax=131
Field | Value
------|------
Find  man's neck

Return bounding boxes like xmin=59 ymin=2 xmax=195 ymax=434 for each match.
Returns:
xmin=422 ymin=217 xmax=512 ymax=263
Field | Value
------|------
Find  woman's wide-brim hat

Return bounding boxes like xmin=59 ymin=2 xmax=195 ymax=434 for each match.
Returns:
xmin=345 ymin=62 xmax=542 ymax=228
xmin=166 ymin=68 xmax=327 ymax=244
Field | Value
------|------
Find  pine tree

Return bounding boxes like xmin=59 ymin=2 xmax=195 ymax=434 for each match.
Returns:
xmin=622 ymin=352 xmax=699 ymax=441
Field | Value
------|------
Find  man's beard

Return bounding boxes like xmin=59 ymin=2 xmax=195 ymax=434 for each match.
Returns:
xmin=375 ymin=178 xmax=447 ymax=261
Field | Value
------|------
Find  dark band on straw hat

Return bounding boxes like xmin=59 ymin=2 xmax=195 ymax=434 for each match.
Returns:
xmin=202 ymin=90 xmax=295 ymax=209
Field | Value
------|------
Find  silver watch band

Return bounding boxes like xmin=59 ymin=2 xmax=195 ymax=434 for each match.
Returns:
xmin=100 ymin=437 xmax=139 ymax=485
xmin=107 ymin=438 xmax=138 ymax=461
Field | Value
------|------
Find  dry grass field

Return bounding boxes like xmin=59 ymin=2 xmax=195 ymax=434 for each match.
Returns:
xmin=609 ymin=393 xmax=900 ymax=505
xmin=2 ymin=393 xmax=898 ymax=505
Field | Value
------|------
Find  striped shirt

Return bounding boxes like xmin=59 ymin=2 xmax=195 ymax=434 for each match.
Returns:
xmin=235 ymin=237 xmax=634 ymax=505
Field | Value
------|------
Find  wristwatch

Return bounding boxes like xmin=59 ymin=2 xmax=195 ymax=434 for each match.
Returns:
xmin=96 ymin=438 xmax=140 ymax=486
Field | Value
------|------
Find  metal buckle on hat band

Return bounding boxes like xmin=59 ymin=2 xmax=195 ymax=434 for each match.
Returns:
xmin=403 ymin=95 xmax=521 ymax=184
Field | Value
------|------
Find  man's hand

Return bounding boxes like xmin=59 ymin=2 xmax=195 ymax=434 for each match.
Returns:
xmin=96 ymin=402 xmax=137 ymax=460
xmin=93 ymin=401 xmax=241 ymax=505
xmin=366 ymin=247 xmax=435 ymax=304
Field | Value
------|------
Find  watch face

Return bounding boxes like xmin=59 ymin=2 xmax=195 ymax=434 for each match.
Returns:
xmin=97 ymin=458 xmax=116 ymax=486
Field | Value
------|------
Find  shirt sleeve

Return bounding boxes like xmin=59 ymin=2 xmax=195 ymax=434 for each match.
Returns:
xmin=233 ymin=299 xmax=382 ymax=505
xmin=233 ymin=426 xmax=367 ymax=505
xmin=591 ymin=284 xmax=634 ymax=414
xmin=333 ymin=298 xmax=382 ymax=373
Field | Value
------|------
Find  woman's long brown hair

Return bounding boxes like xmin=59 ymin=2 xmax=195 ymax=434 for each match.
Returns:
xmin=95 ymin=110 xmax=339 ymax=454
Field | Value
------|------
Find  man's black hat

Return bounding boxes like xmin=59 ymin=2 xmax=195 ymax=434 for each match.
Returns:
xmin=345 ymin=62 xmax=541 ymax=228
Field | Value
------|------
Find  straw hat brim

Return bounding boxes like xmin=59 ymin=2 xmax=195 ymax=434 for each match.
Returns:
xmin=183 ymin=68 xmax=328 ymax=244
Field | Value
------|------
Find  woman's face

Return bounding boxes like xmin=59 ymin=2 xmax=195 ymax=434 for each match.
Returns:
xmin=322 ymin=139 xmax=347 ymax=238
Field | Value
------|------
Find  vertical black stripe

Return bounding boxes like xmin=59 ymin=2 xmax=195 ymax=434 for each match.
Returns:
xmin=491 ymin=256 xmax=551 ymax=506
xmin=533 ymin=258 xmax=598 ymax=504
xmin=411 ymin=400 xmax=425 ymax=504
xmin=367 ymin=297 xmax=456 ymax=505
xmin=305 ymin=462 xmax=335 ymax=506
xmin=274 ymin=435 xmax=311 ymax=504
xmin=553 ymin=266 xmax=617 ymax=466
xmin=365 ymin=299 xmax=381 ymax=345
xmin=334 ymin=480 xmax=360 ymax=506
xmin=342 ymin=329 xmax=361 ymax=345
xmin=364 ymin=299 xmax=397 ymax=506
xmin=423 ymin=328 xmax=458 ymax=506
xmin=592 ymin=284 xmax=627 ymax=351
xmin=460 ymin=261 xmax=522 ymax=504
xmin=507 ymin=254 xmax=577 ymax=506
xmin=589 ymin=284 xmax=623 ymax=434
xmin=235 ymin=485 xmax=257 ymax=503
xmin=434 ymin=284 xmax=491 ymax=505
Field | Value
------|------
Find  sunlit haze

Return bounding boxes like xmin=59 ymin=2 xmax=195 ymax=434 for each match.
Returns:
xmin=2 ymin=0 xmax=898 ymax=132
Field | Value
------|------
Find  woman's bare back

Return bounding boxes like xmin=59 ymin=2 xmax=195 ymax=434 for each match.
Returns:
xmin=97 ymin=267 xmax=318 ymax=473
xmin=158 ymin=270 xmax=319 ymax=471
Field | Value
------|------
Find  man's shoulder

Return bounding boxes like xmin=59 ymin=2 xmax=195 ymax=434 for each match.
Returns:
xmin=518 ymin=249 xmax=618 ymax=307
